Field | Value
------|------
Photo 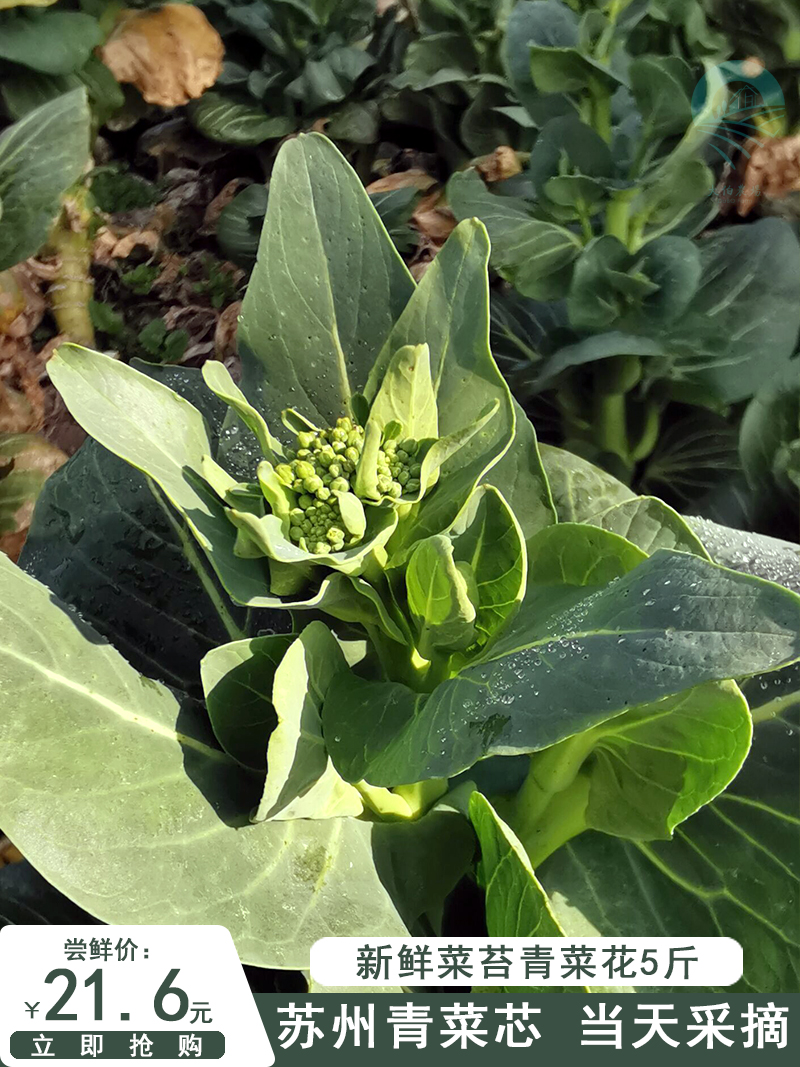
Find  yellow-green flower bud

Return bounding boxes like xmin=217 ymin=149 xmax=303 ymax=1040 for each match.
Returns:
xmin=304 ymin=475 xmax=323 ymax=493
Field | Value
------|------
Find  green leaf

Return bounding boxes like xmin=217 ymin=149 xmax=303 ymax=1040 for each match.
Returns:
xmin=187 ymin=92 xmax=295 ymax=146
xmin=445 ymin=484 xmax=528 ymax=649
xmin=740 ymin=358 xmax=800 ymax=515
xmin=0 ymin=433 xmax=62 ymax=536
xmin=586 ymin=497 xmax=711 ymax=558
xmin=567 ymin=235 xmax=701 ymax=333
xmin=258 ymin=624 xmax=363 ymax=821
xmin=48 ymin=345 xmax=277 ymax=608
xmin=527 ymin=523 xmax=647 ymax=585
xmin=201 ymin=360 xmax=283 ymax=462
xmin=201 ymin=634 xmax=293 ymax=769
xmin=325 ymin=101 xmax=379 ymax=145
xmin=629 ymin=55 xmax=694 ymax=139
xmin=367 ymin=343 xmax=438 ymax=442
xmin=406 ymin=535 xmax=477 ymax=658
xmin=0 ymin=89 xmax=90 ymax=270
xmin=503 ymin=0 xmax=578 ymax=122
xmin=671 ymin=220 xmax=800 ymax=404
xmin=216 ymin=184 xmax=269 ymax=270
xmin=470 ymin=792 xmax=564 ymax=937
xmin=0 ymin=861 xmax=98 ymax=927
xmin=582 ymin=680 xmax=752 ymax=840
xmin=483 ymin=399 xmax=556 ymax=540
xmin=202 ymin=624 xmax=363 ymax=821
xmin=327 ymin=550 xmax=800 ymax=785
xmin=0 ymin=11 xmax=101 ymax=74
xmin=447 ymin=170 xmax=582 ymax=299
xmin=538 ymin=711 xmax=799 ymax=993
xmin=238 ymin=133 xmax=415 ymax=436
xmin=538 ymin=443 xmax=635 ymax=522
xmin=529 ymin=45 xmax=622 ymax=95
xmin=19 ymin=363 xmax=267 ymax=694
xmin=0 ymin=554 xmax=409 ymax=968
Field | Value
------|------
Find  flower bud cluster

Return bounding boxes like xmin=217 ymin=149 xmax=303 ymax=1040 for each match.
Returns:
xmin=273 ymin=416 xmax=421 ymax=554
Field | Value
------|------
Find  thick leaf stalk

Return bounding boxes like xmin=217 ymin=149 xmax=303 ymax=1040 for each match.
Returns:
xmin=47 ymin=183 xmax=95 ymax=348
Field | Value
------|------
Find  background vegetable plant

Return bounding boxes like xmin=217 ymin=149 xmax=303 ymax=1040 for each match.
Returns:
xmin=447 ymin=0 xmax=800 ymax=499
xmin=189 ymin=0 xmax=406 ymax=148
xmin=0 ymin=134 xmax=797 ymax=993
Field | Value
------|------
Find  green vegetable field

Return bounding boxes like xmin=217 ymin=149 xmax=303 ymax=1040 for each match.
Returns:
xmin=0 ymin=0 xmax=798 ymax=995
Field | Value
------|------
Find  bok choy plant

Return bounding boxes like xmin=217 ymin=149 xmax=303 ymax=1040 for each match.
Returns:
xmin=0 ymin=134 xmax=798 ymax=990
xmin=448 ymin=0 xmax=800 ymax=491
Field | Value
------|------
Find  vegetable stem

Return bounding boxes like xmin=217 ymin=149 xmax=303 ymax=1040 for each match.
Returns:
xmin=604 ymin=189 xmax=634 ymax=244
xmin=591 ymin=356 xmax=638 ymax=463
xmin=48 ymin=183 xmax=95 ymax=347
xmin=522 ymin=774 xmax=591 ymax=868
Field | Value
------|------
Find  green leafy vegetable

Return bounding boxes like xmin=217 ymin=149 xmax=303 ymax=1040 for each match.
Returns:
xmin=1 ymin=132 xmax=797 ymax=995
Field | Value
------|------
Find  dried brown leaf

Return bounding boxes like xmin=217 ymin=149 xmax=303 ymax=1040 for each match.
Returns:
xmin=93 ymin=225 xmax=161 ymax=264
xmin=215 ymin=300 xmax=241 ymax=362
xmin=366 ymin=168 xmax=436 ymax=194
xmin=736 ymin=135 xmax=800 ymax=216
xmin=0 ymin=266 xmax=46 ymax=339
xmin=202 ymin=179 xmax=250 ymax=234
xmin=100 ymin=4 xmax=225 ymax=108
xmin=475 ymin=145 xmax=523 ymax=183
xmin=412 ymin=190 xmax=456 ymax=243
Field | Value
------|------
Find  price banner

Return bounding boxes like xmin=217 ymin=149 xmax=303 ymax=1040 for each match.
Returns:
xmin=0 ymin=926 xmax=273 ymax=1064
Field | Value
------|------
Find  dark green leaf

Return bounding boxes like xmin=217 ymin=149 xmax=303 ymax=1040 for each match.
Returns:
xmin=0 ymin=89 xmax=90 ymax=270
xmin=327 ymin=550 xmax=800 ymax=785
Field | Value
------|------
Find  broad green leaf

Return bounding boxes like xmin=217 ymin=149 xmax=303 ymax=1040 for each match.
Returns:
xmin=367 ymin=343 xmax=438 ymax=442
xmin=567 ymin=235 xmax=701 ymax=333
xmin=0 ymin=861 xmax=98 ymax=927
xmin=201 ymin=634 xmax=294 ymax=769
xmin=470 ymin=792 xmax=564 ymax=937
xmin=502 ymin=0 xmax=578 ymax=121
xmin=0 ymin=11 xmax=101 ymax=74
xmin=535 ymin=333 xmax=665 ymax=390
xmin=538 ymin=710 xmax=799 ymax=993
xmin=527 ymin=523 xmax=647 ymax=585
xmin=538 ymin=443 xmax=635 ymax=522
xmin=629 ymin=55 xmax=694 ymax=139
xmin=0 ymin=554 xmax=409 ymax=968
xmin=586 ymin=497 xmax=710 ymax=558
xmin=581 ymin=680 xmax=752 ymax=840
xmin=527 ymin=114 xmax=614 ymax=196
xmin=326 ymin=550 xmax=800 ymax=785
xmin=19 ymin=363 xmax=269 ymax=694
xmin=187 ymin=92 xmax=295 ymax=145
xmin=0 ymin=89 xmax=91 ymax=270
xmin=238 ymin=133 xmax=415 ymax=435
xmin=406 ymin=535 xmax=477 ymax=658
xmin=447 ymin=171 xmax=582 ymax=300
xmin=256 ymin=624 xmax=363 ymax=821
xmin=48 ymin=345 xmax=273 ymax=607
xmin=740 ymin=359 xmax=800 ymax=516
xmin=216 ymin=184 xmax=269 ymax=270
xmin=671 ymin=220 xmax=800 ymax=404
xmin=529 ymin=45 xmax=622 ymax=95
